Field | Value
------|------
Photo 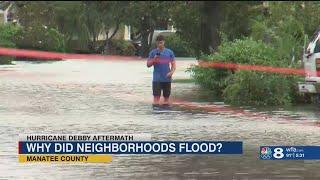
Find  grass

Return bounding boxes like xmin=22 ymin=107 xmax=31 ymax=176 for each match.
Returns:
xmin=172 ymin=78 xmax=195 ymax=83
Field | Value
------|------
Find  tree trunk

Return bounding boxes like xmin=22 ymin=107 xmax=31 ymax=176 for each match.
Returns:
xmin=89 ymin=31 xmax=97 ymax=52
xmin=200 ymin=1 xmax=223 ymax=54
xmin=140 ymin=16 xmax=150 ymax=57
xmin=141 ymin=30 xmax=149 ymax=57
xmin=109 ymin=22 xmax=119 ymax=40
xmin=104 ymin=31 xmax=109 ymax=54
xmin=132 ymin=33 xmax=142 ymax=41
xmin=103 ymin=23 xmax=120 ymax=54
xmin=148 ymin=26 xmax=154 ymax=50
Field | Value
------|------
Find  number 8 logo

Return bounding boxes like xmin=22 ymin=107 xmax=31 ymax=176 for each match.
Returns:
xmin=273 ymin=148 xmax=284 ymax=159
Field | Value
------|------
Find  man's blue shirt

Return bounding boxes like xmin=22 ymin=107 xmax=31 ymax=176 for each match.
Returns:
xmin=148 ymin=48 xmax=175 ymax=82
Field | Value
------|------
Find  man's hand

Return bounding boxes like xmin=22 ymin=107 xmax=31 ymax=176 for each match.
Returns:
xmin=166 ymin=71 xmax=174 ymax=78
xmin=153 ymin=55 xmax=160 ymax=63
xmin=167 ymin=60 xmax=176 ymax=78
xmin=147 ymin=55 xmax=160 ymax=67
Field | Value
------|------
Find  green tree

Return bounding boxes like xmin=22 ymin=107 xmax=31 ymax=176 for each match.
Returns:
xmin=95 ymin=1 xmax=129 ymax=54
xmin=170 ymin=1 xmax=259 ymax=57
xmin=220 ymin=1 xmax=260 ymax=41
xmin=52 ymin=1 xmax=89 ymax=51
xmin=78 ymin=1 xmax=103 ymax=52
xmin=9 ymin=1 xmax=66 ymax=52
xmin=250 ymin=2 xmax=320 ymax=63
xmin=169 ymin=2 xmax=201 ymax=57
xmin=125 ymin=1 xmax=173 ymax=57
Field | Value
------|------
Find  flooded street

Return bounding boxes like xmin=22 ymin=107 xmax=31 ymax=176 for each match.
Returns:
xmin=1 ymin=59 xmax=320 ymax=179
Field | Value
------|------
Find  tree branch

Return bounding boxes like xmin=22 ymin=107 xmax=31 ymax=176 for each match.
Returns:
xmin=148 ymin=26 xmax=154 ymax=49
xmin=108 ymin=21 xmax=120 ymax=40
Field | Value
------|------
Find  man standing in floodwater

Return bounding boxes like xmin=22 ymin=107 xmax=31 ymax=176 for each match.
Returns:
xmin=147 ymin=35 xmax=176 ymax=105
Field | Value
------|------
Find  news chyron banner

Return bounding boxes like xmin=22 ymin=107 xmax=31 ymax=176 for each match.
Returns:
xmin=18 ymin=134 xmax=243 ymax=163
xmin=260 ymin=146 xmax=320 ymax=160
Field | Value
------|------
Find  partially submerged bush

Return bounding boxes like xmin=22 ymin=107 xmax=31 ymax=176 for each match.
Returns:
xmin=188 ymin=66 xmax=232 ymax=95
xmin=202 ymin=38 xmax=280 ymax=65
xmin=190 ymin=38 xmax=303 ymax=106
xmin=223 ymin=71 xmax=300 ymax=106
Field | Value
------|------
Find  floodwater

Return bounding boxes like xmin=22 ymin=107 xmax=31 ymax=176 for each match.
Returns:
xmin=0 ymin=58 xmax=320 ymax=180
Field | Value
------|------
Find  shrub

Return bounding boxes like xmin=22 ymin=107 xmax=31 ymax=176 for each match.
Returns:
xmin=0 ymin=24 xmax=22 ymax=64
xmin=190 ymin=38 xmax=281 ymax=94
xmin=0 ymin=24 xmax=22 ymax=48
xmin=190 ymin=38 xmax=303 ymax=106
xmin=65 ymin=39 xmax=92 ymax=54
xmin=204 ymin=38 xmax=280 ymax=66
xmin=108 ymin=39 xmax=136 ymax=56
xmin=188 ymin=65 xmax=232 ymax=95
xmin=223 ymin=71 xmax=300 ymax=106
xmin=44 ymin=28 xmax=66 ymax=52
xmin=14 ymin=25 xmax=66 ymax=52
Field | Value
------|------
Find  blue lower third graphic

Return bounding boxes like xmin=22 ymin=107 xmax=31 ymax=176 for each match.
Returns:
xmin=260 ymin=146 xmax=320 ymax=160
xmin=19 ymin=141 xmax=243 ymax=154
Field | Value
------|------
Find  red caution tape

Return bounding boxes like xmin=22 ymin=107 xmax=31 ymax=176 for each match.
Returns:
xmin=0 ymin=47 xmax=307 ymax=76
xmin=0 ymin=47 xmax=142 ymax=61
xmin=198 ymin=60 xmax=306 ymax=76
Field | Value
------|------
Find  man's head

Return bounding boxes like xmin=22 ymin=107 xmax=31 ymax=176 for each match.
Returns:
xmin=156 ymin=34 xmax=165 ymax=50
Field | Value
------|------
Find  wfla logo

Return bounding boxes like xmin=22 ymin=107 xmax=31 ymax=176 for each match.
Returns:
xmin=260 ymin=147 xmax=272 ymax=160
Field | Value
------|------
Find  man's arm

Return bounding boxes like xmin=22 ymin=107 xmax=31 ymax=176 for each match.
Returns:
xmin=167 ymin=51 xmax=176 ymax=77
xmin=167 ymin=60 xmax=176 ymax=77
xmin=170 ymin=60 xmax=176 ymax=73
xmin=147 ymin=56 xmax=159 ymax=67
xmin=147 ymin=50 xmax=159 ymax=68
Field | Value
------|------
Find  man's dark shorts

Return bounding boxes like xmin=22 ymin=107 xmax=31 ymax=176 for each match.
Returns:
xmin=152 ymin=81 xmax=171 ymax=98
